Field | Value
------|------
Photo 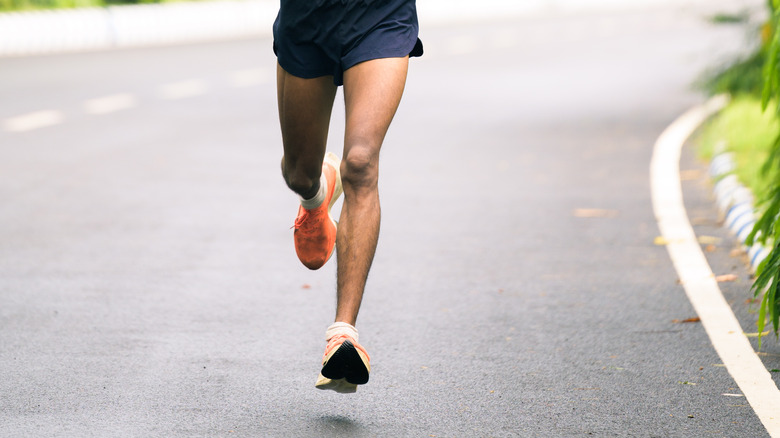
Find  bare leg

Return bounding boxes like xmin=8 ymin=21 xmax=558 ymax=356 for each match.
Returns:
xmin=276 ymin=63 xmax=338 ymax=198
xmin=335 ymin=57 xmax=409 ymax=325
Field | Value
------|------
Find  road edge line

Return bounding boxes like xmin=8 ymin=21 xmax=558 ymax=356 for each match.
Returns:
xmin=650 ymin=94 xmax=780 ymax=436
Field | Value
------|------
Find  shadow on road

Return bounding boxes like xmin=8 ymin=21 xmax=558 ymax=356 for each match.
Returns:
xmin=312 ymin=414 xmax=363 ymax=435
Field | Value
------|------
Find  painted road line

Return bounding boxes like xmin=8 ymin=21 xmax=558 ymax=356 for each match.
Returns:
xmin=228 ymin=68 xmax=270 ymax=88
xmin=650 ymin=94 xmax=780 ymax=437
xmin=84 ymin=93 xmax=137 ymax=115
xmin=158 ymin=79 xmax=209 ymax=100
xmin=2 ymin=110 xmax=64 ymax=132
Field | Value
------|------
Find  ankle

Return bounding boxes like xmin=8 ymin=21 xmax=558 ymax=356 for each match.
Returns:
xmin=300 ymin=173 xmax=327 ymax=209
xmin=325 ymin=322 xmax=359 ymax=343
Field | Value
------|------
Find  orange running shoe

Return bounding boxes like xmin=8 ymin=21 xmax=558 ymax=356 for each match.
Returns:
xmin=293 ymin=152 xmax=343 ymax=270
xmin=315 ymin=334 xmax=371 ymax=394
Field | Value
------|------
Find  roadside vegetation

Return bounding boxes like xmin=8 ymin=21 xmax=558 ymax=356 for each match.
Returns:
xmin=699 ymin=1 xmax=780 ymax=342
xmin=0 ymin=0 xmax=192 ymax=12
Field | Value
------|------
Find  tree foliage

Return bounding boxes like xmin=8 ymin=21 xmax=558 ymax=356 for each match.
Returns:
xmin=1 ymin=0 xmax=161 ymax=12
xmin=748 ymin=0 xmax=780 ymax=344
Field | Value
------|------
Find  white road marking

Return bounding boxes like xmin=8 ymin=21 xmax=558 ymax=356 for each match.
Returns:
xmin=2 ymin=110 xmax=63 ymax=132
xmin=228 ymin=68 xmax=270 ymax=87
xmin=650 ymin=94 xmax=780 ymax=437
xmin=158 ymin=79 xmax=209 ymax=100
xmin=84 ymin=93 xmax=137 ymax=115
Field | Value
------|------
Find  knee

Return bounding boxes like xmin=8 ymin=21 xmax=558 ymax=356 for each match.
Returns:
xmin=341 ymin=146 xmax=378 ymax=190
xmin=281 ymin=156 xmax=320 ymax=197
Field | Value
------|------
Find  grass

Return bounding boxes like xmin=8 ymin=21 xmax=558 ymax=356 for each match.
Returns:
xmin=0 ymin=0 xmax=192 ymax=12
xmin=697 ymin=95 xmax=780 ymax=201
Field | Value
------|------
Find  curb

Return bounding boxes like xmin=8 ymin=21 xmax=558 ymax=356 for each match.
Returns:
xmin=0 ymin=0 xmax=278 ymax=57
xmin=652 ymin=94 xmax=780 ymax=437
xmin=709 ymin=143 xmax=771 ymax=271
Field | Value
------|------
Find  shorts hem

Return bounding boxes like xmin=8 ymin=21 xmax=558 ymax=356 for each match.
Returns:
xmin=342 ymin=39 xmax=424 ymax=74
xmin=277 ymin=57 xmax=335 ymax=81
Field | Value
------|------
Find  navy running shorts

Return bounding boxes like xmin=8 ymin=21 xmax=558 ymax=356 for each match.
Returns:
xmin=273 ymin=0 xmax=424 ymax=86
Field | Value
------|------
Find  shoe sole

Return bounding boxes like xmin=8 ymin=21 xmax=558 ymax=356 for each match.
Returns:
xmin=319 ymin=340 xmax=370 ymax=385
xmin=314 ymin=375 xmax=358 ymax=393
xmin=324 ymin=152 xmax=343 ymax=220
xmin=323 ymin=152 xmax=343 ymax=263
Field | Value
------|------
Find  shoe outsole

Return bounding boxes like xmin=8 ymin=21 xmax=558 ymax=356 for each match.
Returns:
xmin=320 ymin=340 xmax=370 ymax=385
xmin=314 ymin=376 xmax=358 ymax=393
xmin=323 ymin=152 xmax=343 ymax=264
xmin=324 ymin=152 xmax=343 ymax=214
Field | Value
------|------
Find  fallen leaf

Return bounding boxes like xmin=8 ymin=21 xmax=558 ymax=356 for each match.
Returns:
xmin=770 ymin=369 xmax=780 ymax=373
xmin=654 ymin=236 xmax=669 ymax=245
xmin=679 ymin=381 xmax=697 ymax=385
xmin=654 ymin=236 xmax=688 ymax=245
xmin=672 ymin=317 xmax=701 ymax=323
xmin=680 ymin=169 xmax=703 ymax=180
xmin=715 ymin=274 xmax=738 ymax=282
xmin=744 ymin=331 xmax=770 ymax=338
xmin=691 ymin=217 xmax=716 ymax=226
xmin=697 ymin=235 xmax=722 ymax=245
xmin=730 ymin=248 xmax=746 ymax=257
xmin=688 ymin=414 xmax=695 ymax=418
xmin=573 ymin=208 xmax=619 ymax=218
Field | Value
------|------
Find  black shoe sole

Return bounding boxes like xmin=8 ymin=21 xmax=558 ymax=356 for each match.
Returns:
xmin=320 ymin=340 xmax=369 ymax=385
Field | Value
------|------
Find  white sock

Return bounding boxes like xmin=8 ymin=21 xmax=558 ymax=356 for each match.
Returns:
xmin=325 ymin=322 xmax=358 ymax=343
xmin=299 ymin=173 xmax=327 ymax=210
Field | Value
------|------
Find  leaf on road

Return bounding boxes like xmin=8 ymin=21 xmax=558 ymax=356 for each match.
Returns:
xmin=672 ymin=317 xmax=701 ymax=323
xmin=744 ymin=331 xmax=770 ymax=338
xmin=654 ymin=236 xmax=687 ymax=245
xmin=680 ymin=169 xmax=703 ymax=180
xmin=697 ymin=235 xmax=722 ymax=245
xmin=730 ymin=248 xmax=746 ymax=257
xmin=678 ymin=381 xmax=697 ymax=385
xmin=715 ymin=274 xmax=738 ymax=282
xmin=573 ymin=208 xmax=619 ymax=218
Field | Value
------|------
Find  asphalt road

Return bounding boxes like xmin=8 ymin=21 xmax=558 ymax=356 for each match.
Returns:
xmin=2 ymin=2 xmax=778 ymax=437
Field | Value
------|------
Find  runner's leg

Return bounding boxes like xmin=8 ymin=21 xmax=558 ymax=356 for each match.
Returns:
xmin=335 ymin=57 xmax=410 ymax=325
xmin=277 ymin=63 xmax=338 ymax=198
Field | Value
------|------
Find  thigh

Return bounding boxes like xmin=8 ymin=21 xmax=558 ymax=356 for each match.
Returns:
xmin=342 ymin=57 xmax=409 ymax=158
xmin=277 ymin=63 xmax=338 ymax=164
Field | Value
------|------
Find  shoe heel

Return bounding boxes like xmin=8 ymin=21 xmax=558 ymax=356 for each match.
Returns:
xmin=324 ymin=152 xmax=343 ymax=210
